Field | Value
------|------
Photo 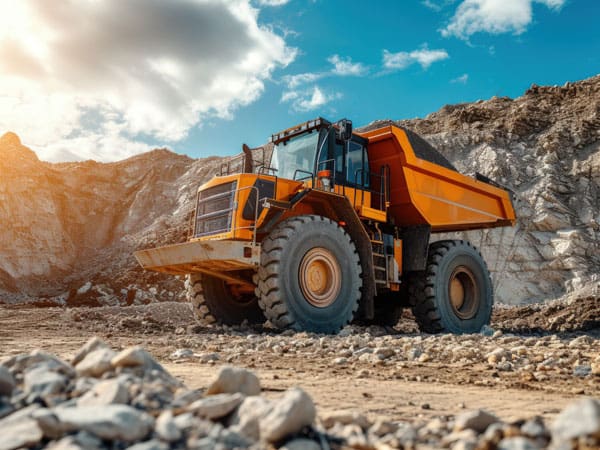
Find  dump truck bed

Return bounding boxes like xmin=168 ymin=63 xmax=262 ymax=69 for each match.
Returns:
xmin=359 ymin=125 xmax=516 ymax=232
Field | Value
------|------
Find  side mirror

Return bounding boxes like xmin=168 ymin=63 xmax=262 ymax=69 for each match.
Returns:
xmin=337 ymin=119 xmax=353 ymax=141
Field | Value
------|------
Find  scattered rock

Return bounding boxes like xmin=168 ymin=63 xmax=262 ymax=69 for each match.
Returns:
xmin=260 ymin=387 xmax=316 ymax=443
xmin=322 ymin=410 xmax=371 ymax=430
xmin=75 ymin=348 xmax=116 ymax=377
xmin=498 ymin=436 xmax=543 ymax=450
xmin=552 ymin=397 xmax=600 ymax=441
xmin=206 ymin=366 xmax=261 ymax=396
xmin=1 ymin=335 xmax=599 ymax=449
xmin=72 ymin=337 xmax=110 ymax=366
xmin=77 ymin=378 xmax=129 ymax=406
xmin=111 ymin=346 xmax=152 ymax=368
xmin=455 ymin=409 xmax=499 ymax=433
xmin=0 ymin=415 xmax=44 ymax=450
xmin=53 ymin=404 xmax=154 ymax=442
xmin=169 ymin=348 xmax=193 ymax=359
xmin=24 ymin=367 xmax=68 ymax=398
xmin=155 ymin=410 xmax=181 ymax=442
xmin=0 ymin=365 xmax=15 ymax=396
xmin=187 ymin=393 xmax=244 ymax=420
xmin=280 ymin=438 xmax=322 ymax=450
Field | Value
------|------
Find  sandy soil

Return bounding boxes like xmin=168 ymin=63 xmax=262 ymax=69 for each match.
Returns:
xmin=0 ymin=299 xmax=598 ymax=425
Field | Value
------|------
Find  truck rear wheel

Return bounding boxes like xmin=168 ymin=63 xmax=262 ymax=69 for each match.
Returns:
xmin=185 ymin=273 xmax=264 ymax=326
xmin=408 ymin=240 xmax=492 ymax=334
xmin=256 ymin=215 xmax=362 ymax=334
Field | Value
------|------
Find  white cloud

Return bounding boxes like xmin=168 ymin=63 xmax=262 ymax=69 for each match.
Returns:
xmin=441 ymin=0 xmax=565 ymax=39
xmin=257 ymin=0 xmax=290 ymax=5
xmin=383 ymin=47 xmax=449 ymax=70
xmin=279 ymin=54 xmax=365 ymax=111
xmin=328 ymin=54 xmax=368 ymax=76
xmin=282 ymin=54 xmax=367 ymax=90
xmin=280 ymin=86 xmax=341 ymax=112
xmin=422 ymin=0 xmax=443 ymax=11
xmin=421 ymin=0 xmax=459 ymax=11
xmin=282 ymin=72 xmax=324 ymax=89
xmin=451 ymin=73 xmax=469 ymax=83
xmin=0 ymin=0 xmax=296 ymax=162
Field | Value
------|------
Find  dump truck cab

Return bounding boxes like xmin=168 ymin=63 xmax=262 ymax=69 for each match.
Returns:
xmin=136 ymin=117 xmax=516 ymax=334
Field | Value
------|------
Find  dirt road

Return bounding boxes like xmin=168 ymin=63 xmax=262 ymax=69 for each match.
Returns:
xmin=0 ymin=298 xmax=598 ymax=425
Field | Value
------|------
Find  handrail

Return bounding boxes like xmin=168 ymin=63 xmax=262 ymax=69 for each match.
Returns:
xmin=350 ymin=167 xmax=389 ymax=214
xmin=230 ymin=185 xmax=261 ymax=246
xmin=257 ymin=165 xmax=278 ymax=176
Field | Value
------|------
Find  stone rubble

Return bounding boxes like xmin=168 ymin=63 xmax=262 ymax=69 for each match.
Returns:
xmin=0 ymin=337 xmax=598 ymax=449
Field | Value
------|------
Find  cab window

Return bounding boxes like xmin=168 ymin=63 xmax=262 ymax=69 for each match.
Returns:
xmin=345 ymin=141 xmax=370 ymax=188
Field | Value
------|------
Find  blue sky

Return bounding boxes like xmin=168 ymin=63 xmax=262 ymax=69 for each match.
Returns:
xmin=0 ymin=0 xmax=598 ymax=162
xmin=187 ymin=0 xmax=599 ymax=158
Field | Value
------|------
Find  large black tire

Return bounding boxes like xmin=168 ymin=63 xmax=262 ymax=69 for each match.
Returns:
xmin=408 ymin=240 xmax=493 ymax=334
xmin=256 ymin=215 xmax=362 ymax=334
xmin=185 ymin=273 xmax=264 ymax=326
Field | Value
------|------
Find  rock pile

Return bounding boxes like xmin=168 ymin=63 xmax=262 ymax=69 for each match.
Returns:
xmin=0 ymin=338 xmax=317 ymax=450
xmin=1 ymin=338 xmax=599 ymax=449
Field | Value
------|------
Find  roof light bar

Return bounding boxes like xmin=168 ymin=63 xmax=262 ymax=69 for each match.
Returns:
xmin=270 ymin=117 xmax=330 ymax=144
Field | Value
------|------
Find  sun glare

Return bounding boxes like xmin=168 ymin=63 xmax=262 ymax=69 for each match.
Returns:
xmin=0 ymin=2 xmax=50 ymax=72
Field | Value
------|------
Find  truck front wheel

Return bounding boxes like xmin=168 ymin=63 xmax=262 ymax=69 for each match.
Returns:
xmin=256 ymin=215 xmax=362 ymax=334
xmin=185 ymin=274 xmax=264 ymax=326
xmin=408 ymin=240 xmax=493 ymax=334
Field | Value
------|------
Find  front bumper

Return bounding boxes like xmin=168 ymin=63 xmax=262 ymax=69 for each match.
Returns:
xmin=134 ymin=240 xmax=261 ymax=275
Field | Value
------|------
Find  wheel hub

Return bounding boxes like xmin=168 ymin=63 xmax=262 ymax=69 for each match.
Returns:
xmin=299 ymin=247 xmax=341 ymax=308
xmin=448 ymin=266 xmax=479 ymax=320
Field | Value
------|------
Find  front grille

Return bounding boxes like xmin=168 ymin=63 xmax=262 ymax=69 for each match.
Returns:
xmin=194 ymin=181 xmax=237 ymax=237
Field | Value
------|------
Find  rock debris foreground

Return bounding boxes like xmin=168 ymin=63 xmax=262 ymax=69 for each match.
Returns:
xmin=0 ymin=338 xmax=599 ymax=449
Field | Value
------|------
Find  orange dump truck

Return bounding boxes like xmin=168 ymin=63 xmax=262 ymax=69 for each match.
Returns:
xmin=135 ymin=118 xmax=516 ymax=334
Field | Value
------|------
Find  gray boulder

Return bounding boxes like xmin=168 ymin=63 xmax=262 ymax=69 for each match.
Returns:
xmin=260 ymin=387 xmax=316 ymax=443
xmin=206 ymin=366 xmax=261 ymax=396
xmin=552 ymin=397 xmax=600 ymax=441
xmin=52 ymin=404 xmax=154 ymax=441
xmin=75 ymin=348 xmax=117 ymax=378
xmin=0 ymin=365 xmax=15 ymax=396
xmin=77 ymin=378 xmax=129 ymax=406
xmin=187 ymin=393 xmax=244 ymax=420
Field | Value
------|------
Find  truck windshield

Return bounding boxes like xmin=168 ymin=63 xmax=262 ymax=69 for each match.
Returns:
xmin=271 ymin=131 xmax=319 ymax=180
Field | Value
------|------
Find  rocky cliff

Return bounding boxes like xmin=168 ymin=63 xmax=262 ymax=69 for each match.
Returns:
xmin=0 ymin=133 xmax=222 ymax=305
xmin=1 ymin=75 xmax=598 ymax=306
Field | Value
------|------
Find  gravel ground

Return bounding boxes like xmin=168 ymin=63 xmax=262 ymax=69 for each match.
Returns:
xmin=0 ymin=295 xmax=598 ymax=448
